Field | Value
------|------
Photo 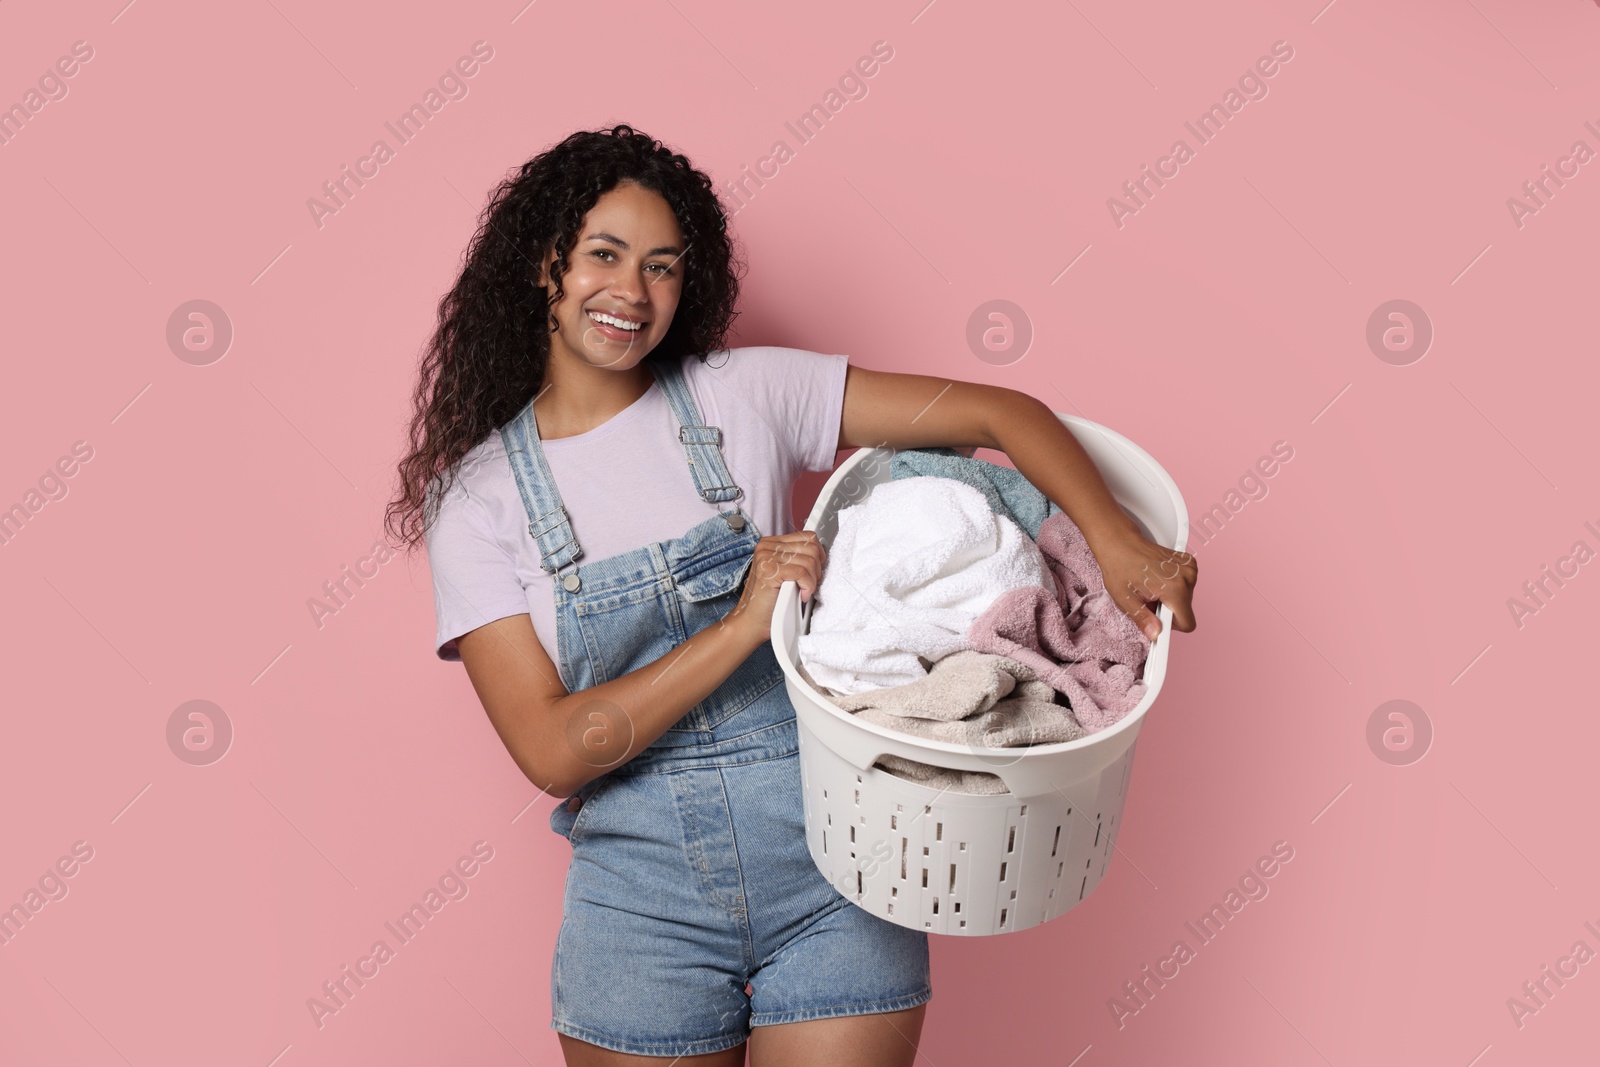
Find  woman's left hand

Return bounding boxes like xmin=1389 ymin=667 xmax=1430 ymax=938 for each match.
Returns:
xmin=1085 ymin=526 xmax=1198 ymax=642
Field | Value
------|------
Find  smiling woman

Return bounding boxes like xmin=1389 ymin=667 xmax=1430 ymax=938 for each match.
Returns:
xmin=386 ymin=124 xmax=1201 ymax=1064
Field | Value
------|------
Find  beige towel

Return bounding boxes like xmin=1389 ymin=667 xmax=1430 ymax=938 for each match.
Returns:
xmin=814 ymin=650 xmax=1084 ymax=794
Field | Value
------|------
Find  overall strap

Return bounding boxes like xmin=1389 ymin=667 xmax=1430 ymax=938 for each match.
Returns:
xmin=499 ymin=397 xmax=582 ymax=582
xmin=650 ymin=356 xmax=744 ymax=505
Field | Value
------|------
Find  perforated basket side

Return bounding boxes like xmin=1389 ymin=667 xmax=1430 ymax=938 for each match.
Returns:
xmin=794 ymin=711 xmax=1142 ymax=935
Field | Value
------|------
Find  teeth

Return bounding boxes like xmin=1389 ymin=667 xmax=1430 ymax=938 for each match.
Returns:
xmin=589 ymin=311 xmax=642 ymax=331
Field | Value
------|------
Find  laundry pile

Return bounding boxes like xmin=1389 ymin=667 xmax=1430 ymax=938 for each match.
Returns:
xmin=795 ymin=448 xmax=1152 ymax=794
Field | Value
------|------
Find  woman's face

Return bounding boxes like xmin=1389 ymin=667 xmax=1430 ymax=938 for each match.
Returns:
xmin=537 ymin=180 xmax=686 ymax=370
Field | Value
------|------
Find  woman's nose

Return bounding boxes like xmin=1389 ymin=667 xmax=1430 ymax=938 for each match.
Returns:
xmin=610 ymin=266 xmax=649 ymax=303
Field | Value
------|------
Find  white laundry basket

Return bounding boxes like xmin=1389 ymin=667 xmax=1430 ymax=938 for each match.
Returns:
xmin=771 ymin=413 xmax=1187 ymax=936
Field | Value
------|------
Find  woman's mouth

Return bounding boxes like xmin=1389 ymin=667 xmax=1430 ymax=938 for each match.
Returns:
xmin=587 ymin=310 xmax=646 ymax=342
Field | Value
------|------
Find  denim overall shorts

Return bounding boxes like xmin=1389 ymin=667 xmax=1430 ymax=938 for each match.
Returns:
xmin=498 ymin=355 xmax=931 ymax=1058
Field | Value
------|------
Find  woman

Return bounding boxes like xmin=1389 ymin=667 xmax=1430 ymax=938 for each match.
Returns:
xmin=387 ymin=125 xmax=1197 ymax=1065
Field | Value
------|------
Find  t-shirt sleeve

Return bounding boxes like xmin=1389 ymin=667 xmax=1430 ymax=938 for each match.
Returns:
xmin=424 ymin=477 xmax=530 ymax=662
xmin=717 ymin=346 xmax=850 ymax=473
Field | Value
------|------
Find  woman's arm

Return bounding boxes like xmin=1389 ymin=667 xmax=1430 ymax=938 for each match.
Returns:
xmin=836 ymin=364 xmax=1198 ymax=639
xmin=456 ymin=525 xmax=824 ymax=797
xmin=457 ymin=609 xmax=762 ymax=798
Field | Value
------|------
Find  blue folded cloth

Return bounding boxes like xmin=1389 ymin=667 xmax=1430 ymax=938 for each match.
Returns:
xmin=889 ymin=447 xmax=1060 ymax=539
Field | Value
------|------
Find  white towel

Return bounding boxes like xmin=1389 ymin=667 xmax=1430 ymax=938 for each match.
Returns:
xmin=797 ymin=476 xmax=1051 ymax=694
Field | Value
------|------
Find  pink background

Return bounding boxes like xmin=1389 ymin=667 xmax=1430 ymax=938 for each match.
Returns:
xmin=2 ymin=0 xmax=1596 ymax=1064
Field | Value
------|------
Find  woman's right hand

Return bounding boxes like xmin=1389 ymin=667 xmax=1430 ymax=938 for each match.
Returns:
xmin=722 ymin=531 xmax=827 ymax=648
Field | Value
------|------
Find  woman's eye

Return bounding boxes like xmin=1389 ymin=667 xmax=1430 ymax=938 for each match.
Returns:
xmin=590 ymin=250 xmax=673 ymax=275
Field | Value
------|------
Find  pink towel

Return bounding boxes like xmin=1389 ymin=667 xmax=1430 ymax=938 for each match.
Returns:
xmin=966 ymin=510 xmax=1151 ymax=732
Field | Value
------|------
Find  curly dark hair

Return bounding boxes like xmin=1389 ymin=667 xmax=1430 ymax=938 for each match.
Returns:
xmin=385 ymin=124 xmax=745 ymax=552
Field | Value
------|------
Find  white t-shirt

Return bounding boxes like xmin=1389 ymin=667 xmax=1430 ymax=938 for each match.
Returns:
xmin=425 ymin=346 xmax=850 ymax=663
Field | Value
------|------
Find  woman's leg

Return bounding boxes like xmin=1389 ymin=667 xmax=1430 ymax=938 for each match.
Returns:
xmin=559 ymin=1034 xmax=749 ymax=1066
xmin=746 ymin=1004 xmax=927 ymax=1067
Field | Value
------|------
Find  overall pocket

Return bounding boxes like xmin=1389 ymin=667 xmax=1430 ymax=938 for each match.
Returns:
xmin=669 ymin=551 xmax=776 ymax=732
xmin=572 ymin=580 xmax=680 ymax=685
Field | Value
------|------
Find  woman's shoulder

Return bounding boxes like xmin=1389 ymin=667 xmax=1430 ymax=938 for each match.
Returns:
xmin=434 ymin=431 xmax=506 ymax=487
xmin=682 ymin=346 xmax=851 ymax=472
xmin=425 ymin=431 xmax=510 ymax=526
xmin=684 ymin=345 xmax=848 ymax=393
